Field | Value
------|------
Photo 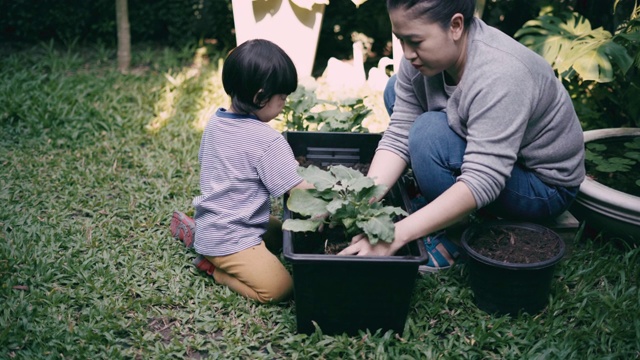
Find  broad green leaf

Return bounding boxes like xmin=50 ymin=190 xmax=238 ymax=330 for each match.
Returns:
xmin=314 ymin=188 xmax=338 ymax=201
xmin=358 ymin=215 xmax=396 ymax=244
xmin=287 ymin=189 xmax=328 ymax=217
xmin=585 ymin=149 xmax=604 ymax=162
xmin=298 ymin=165 xmax=336 ymax=191
xmin=343 ymin=176 xmax=375 ymax=193
xmin=616 ymin=31 xmax=640 ymax=42
xmin=332 ymin=202 xmax=358 ymax=220
xmin=624 ymin=137 xmax=640 ymax=149
xmin=602 ymin=41 xmax=633 ymax=75
xmin=375 ymin=206 xmax=408 ymax=217
xmin=624 ymin=151 xmax=640 ymax=160
xmin=515 ymin=11 xmax=631 ymax=83
xmin=587 ymin=143 xmax=607 ymax=151
xmin=282 ymin=219 xmax=322 ymax=232
xmin=356 ymin=184 xmax=388 ymax=202
xmin=595 ymin=161 xmax=632 ymax=172
xmin=610 ymin=157 xmax=636 ymax=165
xmin=342 ymin=217 xmax=356 ymax=230
xmin=330 ymin=165 xmax=363 ymax=181
xmin=326 ymin=198 xmax=348 ymax=214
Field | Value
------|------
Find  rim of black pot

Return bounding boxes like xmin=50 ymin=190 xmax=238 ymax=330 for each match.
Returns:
xmin=461 ymin=221 xmax=566 ymax=270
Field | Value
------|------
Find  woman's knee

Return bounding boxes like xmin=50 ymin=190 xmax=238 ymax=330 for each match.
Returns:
xmin=383 ymin=75 xmax=397 ymax=116
xmin=408 ymin=112 xmax=453 ymax=160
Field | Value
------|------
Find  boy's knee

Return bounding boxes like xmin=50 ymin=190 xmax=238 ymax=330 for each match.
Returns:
xmin=256 ymin=275 xmax=293 ymax=303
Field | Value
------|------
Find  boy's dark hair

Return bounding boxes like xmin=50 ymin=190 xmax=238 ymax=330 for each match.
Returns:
xmin=386 ymin=0 xmax=475 ymax=28
xmin=222 ymin=39 xmax=298 ymax=114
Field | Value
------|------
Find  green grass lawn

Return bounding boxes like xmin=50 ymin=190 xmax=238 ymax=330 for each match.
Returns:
xmin=1 ymin=43 xmax=639 ymax=359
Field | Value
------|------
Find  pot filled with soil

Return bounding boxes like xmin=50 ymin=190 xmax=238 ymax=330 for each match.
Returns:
xmin=461 ymin=221 xmax=565 ymax=316
xmin=282 ymin=131 xmax=428 ymax=335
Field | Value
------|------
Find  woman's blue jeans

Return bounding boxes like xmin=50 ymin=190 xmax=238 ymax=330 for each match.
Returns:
xmin=384 ymin=75 xmax=578 ymax=221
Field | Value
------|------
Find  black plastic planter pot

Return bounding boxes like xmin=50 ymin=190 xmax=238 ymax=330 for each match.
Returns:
xmin=282 ymin=131 xmax=428 ymax=335
xmin=461 ymin=222 xmax=565 ymax=316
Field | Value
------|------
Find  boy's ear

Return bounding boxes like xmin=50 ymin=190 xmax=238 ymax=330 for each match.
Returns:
xmin=253 ymin=89 xmax=267 ymax=106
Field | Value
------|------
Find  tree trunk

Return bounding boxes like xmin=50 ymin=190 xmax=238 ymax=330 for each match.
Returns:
xmin=116 ymin=0 xmax=131 ymax=73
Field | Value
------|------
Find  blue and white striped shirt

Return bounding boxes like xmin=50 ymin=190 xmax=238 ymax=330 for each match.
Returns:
xmin=192 ymin=108 xmax=303 ymax=256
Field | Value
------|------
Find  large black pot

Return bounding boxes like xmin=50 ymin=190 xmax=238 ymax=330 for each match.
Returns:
xmin=461 ymin=222 xmax=565 ymax=316
xmin=282 ymin=131 xmax=428 ymax=335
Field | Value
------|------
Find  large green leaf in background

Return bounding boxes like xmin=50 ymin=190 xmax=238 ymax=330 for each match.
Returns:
xmin=515 ymin=12 xmax=633 ymax=82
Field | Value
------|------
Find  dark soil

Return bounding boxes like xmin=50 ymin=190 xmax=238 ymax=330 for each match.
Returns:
xmin=468 ymin=226 xmax=561 ymax=264
xmin=296 ymin=227 xmax=351 ymax=255
xmin=325 ymin=241 xmax=350 ymax=255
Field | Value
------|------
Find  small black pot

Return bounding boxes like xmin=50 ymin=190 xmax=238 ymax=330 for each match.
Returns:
xmin=461 ymin=222 xmax=565 ymax=316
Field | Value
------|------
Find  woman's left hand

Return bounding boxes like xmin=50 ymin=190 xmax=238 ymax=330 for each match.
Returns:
xmin=337 ymin=234 xmax=395 ymax=256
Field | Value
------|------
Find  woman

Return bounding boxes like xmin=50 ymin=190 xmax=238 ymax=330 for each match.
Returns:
xmin=339 ymin=0 xmax=585 ymax=272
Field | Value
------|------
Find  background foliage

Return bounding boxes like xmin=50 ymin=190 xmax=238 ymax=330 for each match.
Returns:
xmin=3 ymin=0 xmax=634 ymax=74
xmin=0 ymin=0 xmax=236 ymax=48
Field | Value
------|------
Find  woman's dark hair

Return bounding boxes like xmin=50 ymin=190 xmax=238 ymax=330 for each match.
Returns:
xmin=386 ymin=0 xmax=475 ymax=28
xmin=222 ymin=39 xmax=298 ymax=114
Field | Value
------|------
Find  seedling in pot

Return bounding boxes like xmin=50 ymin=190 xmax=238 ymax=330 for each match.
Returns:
xmin=282 ymin=165 xmax=407 ymax=245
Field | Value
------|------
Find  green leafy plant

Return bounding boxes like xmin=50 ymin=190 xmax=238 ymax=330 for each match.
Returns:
xmin=282 ymin=165 xmax=407 ymax=245
xmin=515 ymin=4 xmax=640 ymax=129
xmin=278 ymin=86 xmax=320 ymax=131
xmin=515 ymin=9 xmax=633 ymax=82
xmin=278 ymin=85 xmax=371 ymax=132
xmin=313 ymin=97 xmax=371 ymax=132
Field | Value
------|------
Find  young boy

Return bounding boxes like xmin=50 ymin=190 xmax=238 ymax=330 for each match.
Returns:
xmin=171 ymin=39 xmax=312 ymax=303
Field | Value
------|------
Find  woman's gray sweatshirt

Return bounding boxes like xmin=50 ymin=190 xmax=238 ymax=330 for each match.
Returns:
xmin=378 ymin=17 xmax=585 ymax=208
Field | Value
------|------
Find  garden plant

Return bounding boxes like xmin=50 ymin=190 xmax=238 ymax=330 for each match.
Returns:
xmin=282 ymin=165 xmax=407 ymax=247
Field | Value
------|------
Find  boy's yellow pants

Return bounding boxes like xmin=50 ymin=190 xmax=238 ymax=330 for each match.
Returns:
xmin=205 ymin=216 xmax=292 ymax=303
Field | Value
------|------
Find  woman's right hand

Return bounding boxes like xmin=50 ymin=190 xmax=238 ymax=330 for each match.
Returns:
xmin=337 ymin=234 xmax=397 ymax=256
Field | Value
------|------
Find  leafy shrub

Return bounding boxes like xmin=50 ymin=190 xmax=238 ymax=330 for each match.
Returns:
xmin=278 ymin=85 xmax=371 ymax=133
xmin=515 ymin=4 xmax=640 ymax=129
xmin=282 ymin=165 xmax=407 ymax=245
xmin=0 ymin=0 xmax=236 ymax=48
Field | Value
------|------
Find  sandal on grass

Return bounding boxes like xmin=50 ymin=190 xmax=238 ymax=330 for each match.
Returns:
xmin=418 ymin=231 xmax=460 ymax=274
xmin=193 ymin=255 xmax=215 ymax=276
xmin=170 ymin=211 xmax=196 ymax=248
